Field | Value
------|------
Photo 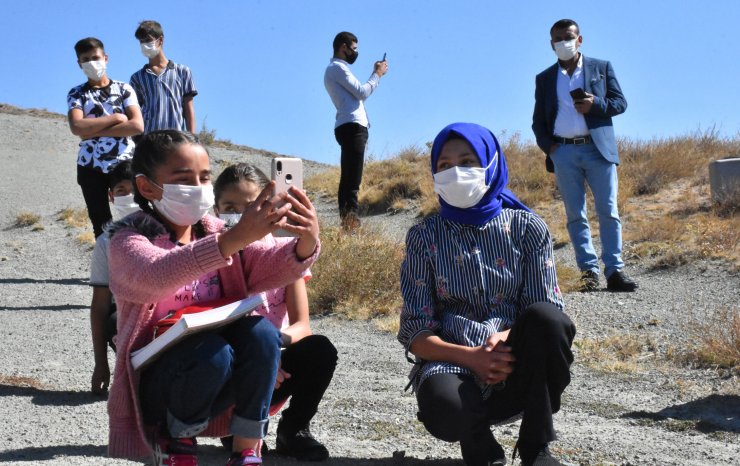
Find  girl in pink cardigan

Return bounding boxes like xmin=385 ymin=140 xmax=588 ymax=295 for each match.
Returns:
xmin=107 ymin=130 xmax=320 ymax=466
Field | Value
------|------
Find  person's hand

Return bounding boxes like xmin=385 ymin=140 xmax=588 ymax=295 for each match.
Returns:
xmin=467 ymin=330 xmax=515 ymax=385
xmin=274 ymin=360 xmax=291 ymax=390
xmin=574 ymin=92 xmax=594 ymax=114
xmin=374 ymin=60 xmax=388 ymax=77
xmin=277 ymin=187 xmax=320 ymax=260
xmin=91 ymin=362 xmax=110 ymax=396
xmin=231 ymin=181 xmax=293 ymax=244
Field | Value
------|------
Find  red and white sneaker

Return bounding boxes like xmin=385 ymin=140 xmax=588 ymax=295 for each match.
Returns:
xmin=152 ymin=434 xmax=198 ymax=466
xmin=225 ymin=448 xmax=262 ymax=466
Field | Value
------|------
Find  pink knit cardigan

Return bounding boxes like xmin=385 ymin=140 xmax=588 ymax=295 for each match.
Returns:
xmin=106 ymin=212 xmax=320 ymax=459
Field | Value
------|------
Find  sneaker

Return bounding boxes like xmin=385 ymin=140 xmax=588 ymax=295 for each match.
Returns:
xmin=275 ymin=426 xmax=329 ymax=461
xmin=512 ymin=441 xmax=562 ymax=466
xmin=152 ymin=434 xmax=198 ymax=466
xmin=221 ymin=437 xmax=269 ymax=456
xmin=489 ymin=436 xmax=507 ymax=466
xmin=578 ymin=270 xmax=600 ymax=292
xmin=225 ymin=449 xmax=262 ymax=466
xmin=606 ymin=270 xmax=638 ymax=292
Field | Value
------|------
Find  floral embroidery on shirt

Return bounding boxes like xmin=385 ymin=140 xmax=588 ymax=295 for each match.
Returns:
xmin=415 ymin=278 xmax=426 ymax=287
xmin=544 ymin=258 xmax=554 ymax=268
xmin=496 ymin=257 xmax=506 ymax=268
xmin=455 ymin=254 xmax=464 ymax=266
xmin=503 ymin=223 xmax=511 ymax=234
xmin=436 ymin=276 xmax=448 ymax=296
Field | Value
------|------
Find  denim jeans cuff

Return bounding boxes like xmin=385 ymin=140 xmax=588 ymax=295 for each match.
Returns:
xmin=230 ymin=413 xmax=269 ymax=439
xmin=167 ymin=410 xmax=209 ymax=438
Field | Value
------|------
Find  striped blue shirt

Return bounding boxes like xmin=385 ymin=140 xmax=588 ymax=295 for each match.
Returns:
xmin=397 ymin=209 xmax=564 ymax=394
xmin=130 ymin=60 xmax=197 ymax=133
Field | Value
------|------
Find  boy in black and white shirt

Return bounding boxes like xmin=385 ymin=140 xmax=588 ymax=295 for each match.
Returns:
xmin=67 ymin=37 xmax=143 ymax=237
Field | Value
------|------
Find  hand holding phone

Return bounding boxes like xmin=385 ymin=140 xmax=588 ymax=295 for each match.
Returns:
xmin=569 ymin=88 xmax=587 ymax=101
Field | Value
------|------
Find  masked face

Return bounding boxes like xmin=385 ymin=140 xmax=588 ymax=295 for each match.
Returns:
xmin=111 ymin=194 xmax=141 ymax=220
xmin=140 ymin=40 xmax=160 ymax=59
xmin=151 ymin=182 xmax=215 ymax=226
xmin=433 ymin=138 xmax=497 ymax=209
xmin=81 ymin=60 xmax=106 ymax=80
xmin=345 ymin=43 xmax=358 ymax=64
xmin=553 ymin=38 xmax=578 ymax=61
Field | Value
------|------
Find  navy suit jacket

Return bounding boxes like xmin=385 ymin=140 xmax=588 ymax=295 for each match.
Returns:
xmin=532 ymin=55 xmax=627 ymax=164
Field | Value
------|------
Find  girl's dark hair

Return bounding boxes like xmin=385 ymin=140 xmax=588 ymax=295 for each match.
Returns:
xmin=213 ymin=163 xmax=269 ymax=205
xmin=108 ymin=160 xmax=133 ymax=190
xmin=131 ymin=130 xmax=208 ymax=238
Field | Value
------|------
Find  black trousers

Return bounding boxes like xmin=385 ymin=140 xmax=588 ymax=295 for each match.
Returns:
xmin=416 ymin=303 xmax=576 ymax=466
xmin=334 ymin=123 xmax=369 ymax=218
xmin=272 ymin=334 xmax=338 ymax=433
xmin=77 ymin=165 xmax=112 ymax=238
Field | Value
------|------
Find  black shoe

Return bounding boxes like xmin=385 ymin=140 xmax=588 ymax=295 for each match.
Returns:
xmin=578 ymin=270 xmax=600 ymax=292
xmin=513 ymin=441 xmax=562 ymax=466
xmin=489 ymin=436 xmax=507 ymax=466
xmin=276 ymin=426 xmax=329 ymax=461
xmin=606 ymin=270 xmax=638 ymax=292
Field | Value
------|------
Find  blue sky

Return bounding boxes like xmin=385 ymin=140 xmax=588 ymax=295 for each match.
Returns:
xmin=2 ymin=1 xmax=739 ymax=165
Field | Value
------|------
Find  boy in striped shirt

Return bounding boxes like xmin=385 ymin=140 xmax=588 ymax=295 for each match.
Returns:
xmin=130 ymin=20 xmax=198 ymax=134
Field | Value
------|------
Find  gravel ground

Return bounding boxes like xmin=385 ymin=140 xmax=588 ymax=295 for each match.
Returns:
xmin=0 ymin=111 xmax=738 ymax=465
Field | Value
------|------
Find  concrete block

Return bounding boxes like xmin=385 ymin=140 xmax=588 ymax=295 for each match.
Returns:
xmin=709 ymin=157 xmax=740 ymax=205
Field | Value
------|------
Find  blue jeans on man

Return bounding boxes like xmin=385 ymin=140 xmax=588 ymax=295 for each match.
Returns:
xmin=550 ymin=142 xmax=624 ymax=278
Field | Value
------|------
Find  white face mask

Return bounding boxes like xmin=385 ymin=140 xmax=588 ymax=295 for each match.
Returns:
xmin=81 ymin=60 xmax=106 ymax=80
xmin=111 ymin=194 xmax=141 ymax=220
xmin=433 ymin=155 xmax=497 ymax=209
xmin=151 ymin=182 xmax=215 ymax=226
xmin=553 ymin=38 xmax=579 ymax=61
xmin=218 ymin=213 xmax=242 ymax=229
xmin=140 ymin=41 xmax=160 ymax=59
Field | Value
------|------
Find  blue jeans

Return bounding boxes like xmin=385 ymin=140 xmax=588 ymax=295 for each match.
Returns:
xmin=140 ymin=316 xmax=282 ymax=439
xmin=550 ymin=143 xmax=624 ymax=277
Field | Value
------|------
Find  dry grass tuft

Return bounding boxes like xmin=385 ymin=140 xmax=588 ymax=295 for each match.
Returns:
xmin=76 ymin=231 xmax=96 ymax=246
xmin=575 ymin=334 xmax=656 ymax=373
xmin=555 ymin=263 xmax=582 ymax=293
xmin=14 ymin=212 xmax=41 ymax=227
xmin=307 ymin=225 xmax=404 ymax=321
xmin=0 ymin=374 xmax=46 ymax=389
xmin=58 ymin=207 xmax=90 ymax=229
xmin=672 ymin=307 xmax=740 ymax=374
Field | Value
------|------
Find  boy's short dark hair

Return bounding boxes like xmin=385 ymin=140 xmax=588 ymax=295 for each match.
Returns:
xmin=135 ymin=20 xmax=164 ymax=41
xmin=550 ymin=19 xmax=580 ymax=35
xmin=108 ymin=160 xmax=133 ymax=190
xmin=333 ymin=31 xmax=358 ymax=53
xmin=74 ymin=37 xmax=105 ymax=57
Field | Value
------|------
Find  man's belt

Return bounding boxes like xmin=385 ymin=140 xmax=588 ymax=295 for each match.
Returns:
xmin=554 ymin=135 xmax=592 ymax=145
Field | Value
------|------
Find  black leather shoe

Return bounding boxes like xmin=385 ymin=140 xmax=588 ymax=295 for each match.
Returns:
xmin=606 ymin=270 xmax=638 ymax=292
xmin=276 ymin=426 xmax=329 ymax=461
xmin=579 ymin=270 xmax=600 ymax=292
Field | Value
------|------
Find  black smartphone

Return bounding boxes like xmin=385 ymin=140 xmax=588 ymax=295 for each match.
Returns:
xmin=569 ymin=88 xmax=587 ymax=100
xmin=382 ymin=52 xmax=387 ymax=61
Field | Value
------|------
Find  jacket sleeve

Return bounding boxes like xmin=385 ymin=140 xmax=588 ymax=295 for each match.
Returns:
xmin=397 ymin=226 xmax=440 ymax=354
xmin=531 ymin=72 xmax=553 ymax=155
xmin=108 ymin=229 xmax=231 ymax=304
xmin=589 ymin=60 xmax=627 ymax=118
xmin=240 ymin=237 xmax=321 ymax=294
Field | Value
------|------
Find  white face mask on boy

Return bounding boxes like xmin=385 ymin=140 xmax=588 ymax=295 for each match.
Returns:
xmin=81 ymin=60 xmax=106 ymax=80
xmin=146 ymin=180 xmax=215 ymax=226
xmin=111 ymin=194 xmax=141 ymax=220
xmin=433 ymin=154 xmax=497 ymax=209
xmin=140 ymin=41 xmax=160 ymax=59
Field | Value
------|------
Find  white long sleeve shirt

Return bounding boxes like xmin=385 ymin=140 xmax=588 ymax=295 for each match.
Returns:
xmin=324 ymin=58 xmax=380 ymax=128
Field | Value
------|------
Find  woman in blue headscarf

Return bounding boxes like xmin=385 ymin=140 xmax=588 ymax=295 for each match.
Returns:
xmin=398 ymin=123 xmax=576 ymax=466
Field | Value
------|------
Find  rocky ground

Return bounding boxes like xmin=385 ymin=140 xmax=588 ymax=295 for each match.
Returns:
xmin=0 ymin=109 xmax=737 ymax=465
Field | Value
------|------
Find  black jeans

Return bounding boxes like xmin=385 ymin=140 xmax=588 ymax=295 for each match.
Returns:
xmin=416 ymin=303 xmax=576 ymax=466
xmin=272 ymin=334 xmax=338 ymax=433
xmin=77 ymin=165 xmax=112 ymax=238
xmin=334 ymin=123 xmax=369 ymax=218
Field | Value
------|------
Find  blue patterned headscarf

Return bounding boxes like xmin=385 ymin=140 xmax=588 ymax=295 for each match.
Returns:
xmin=430 ymin=122 xmax=530 ymax=226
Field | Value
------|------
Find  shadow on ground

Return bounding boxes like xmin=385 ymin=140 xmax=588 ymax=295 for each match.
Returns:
xmin=0 ymin=383 xmax=103 ymax=407
xmin=622 ymin=394 xmax=740 ymax=433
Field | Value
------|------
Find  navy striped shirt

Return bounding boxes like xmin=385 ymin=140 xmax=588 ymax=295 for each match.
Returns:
xmin=130 ymin=60 xmax=197 ymax=133
xmin=397 ymin=209 xmax=564 ymax=395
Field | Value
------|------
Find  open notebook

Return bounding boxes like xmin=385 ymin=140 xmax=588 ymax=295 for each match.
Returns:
xmin=131 ymin=294 xmax=267 ymax=370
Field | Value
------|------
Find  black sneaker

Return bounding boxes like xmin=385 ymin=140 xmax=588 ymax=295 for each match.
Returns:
xmin=275 ymin=426 xmax=329 ymax=461
xmin=578 ymin=270 xmax=600 ymax=292
xmin=512 ymin=441 xmax=562 ymax=466
xmin=606 ymin=270 xmax=638 ymax=292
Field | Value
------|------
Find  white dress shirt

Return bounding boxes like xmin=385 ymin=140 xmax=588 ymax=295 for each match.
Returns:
xmin=323 ymin=58 xmax=380 ymax=128
xmin=553 ymin=55 xmax=590 ymax=138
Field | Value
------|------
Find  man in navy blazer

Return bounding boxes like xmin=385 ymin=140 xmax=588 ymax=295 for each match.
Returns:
xmin=532 ymin=18 xmax=638 ymax=293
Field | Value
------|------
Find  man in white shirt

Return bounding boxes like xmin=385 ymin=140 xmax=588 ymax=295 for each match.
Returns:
xmin=324 ymin=31 xmax=388 ymax=230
